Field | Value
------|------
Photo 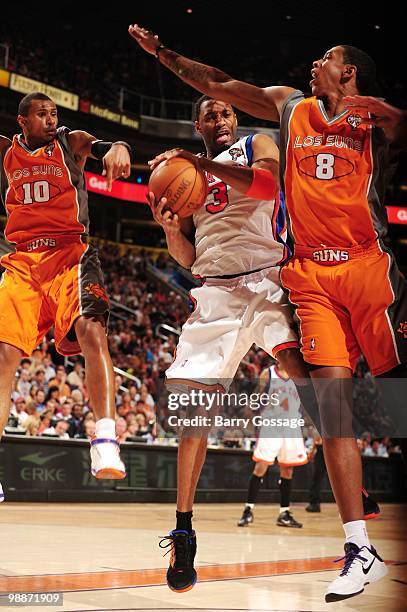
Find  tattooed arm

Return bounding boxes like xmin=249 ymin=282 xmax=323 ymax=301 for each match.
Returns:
xmin=128 ymin=24 xmax=295 ymax=122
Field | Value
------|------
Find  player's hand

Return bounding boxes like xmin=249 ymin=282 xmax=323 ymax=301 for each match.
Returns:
xmin=102 ymin=144 xmax=131 ymax=191
xmin=147 ymin=191 xmax=181 ymax=232
xmin=148 ymin=148 xmax=199 ymax=171
xmin=128 ymin=24 xmax=163 ymax=56
xmin=343 ymin=95 xmax=405 ymax=129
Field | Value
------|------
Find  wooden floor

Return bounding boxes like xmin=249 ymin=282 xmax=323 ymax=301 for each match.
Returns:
xmin=0 ymin=502 xmax=405 ymax=611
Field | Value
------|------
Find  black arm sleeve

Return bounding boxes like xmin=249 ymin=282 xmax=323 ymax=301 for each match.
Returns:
xmin=91 ymin=140 xmax=133 ymax=161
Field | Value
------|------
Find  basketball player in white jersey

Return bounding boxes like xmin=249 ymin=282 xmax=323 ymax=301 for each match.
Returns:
xmin=148 ymin=95 xmax=312 ymax=593
xmin=238 ymin=361 xmax=307 ymax=529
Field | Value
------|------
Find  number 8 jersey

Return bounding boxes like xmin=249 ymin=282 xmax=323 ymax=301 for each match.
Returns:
xmin=1 ymin=127 xmax=89 ymax=245
xmin=191 ymin=135 xmax=288 ymax=278
xmin=279 ymin=91 xmax=389 ymax=247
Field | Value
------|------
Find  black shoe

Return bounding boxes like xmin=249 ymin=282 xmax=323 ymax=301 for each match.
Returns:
xmin=159 ymin=529 xmax=197 ymax=592
xmin=306 ymin=503 xmax=321 ymax=513
xmin=276 ymin=510 xmax=303 ymax=528
xmin=362 ymin=488 xmax=380 ymax=520
xmin=237 ymin=506 xmax=253 ymax=527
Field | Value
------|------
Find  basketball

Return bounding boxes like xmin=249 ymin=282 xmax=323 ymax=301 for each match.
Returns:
xmin=148 ymin=156 xmax=208 ymax=217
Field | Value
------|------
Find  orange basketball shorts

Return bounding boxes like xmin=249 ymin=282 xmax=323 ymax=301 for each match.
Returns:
xmin=0 ymin=237 xmax=109 ymax=356
xmin=280 ymin=240 xmax=407 ymax=375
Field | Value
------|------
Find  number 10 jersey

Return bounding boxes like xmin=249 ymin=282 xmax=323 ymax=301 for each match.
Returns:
xmin=1 ymin=127 xmax=89 ymax=246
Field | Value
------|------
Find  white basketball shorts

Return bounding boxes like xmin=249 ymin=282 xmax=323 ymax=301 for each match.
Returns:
xmin=253 ymin=435 xmax=308 ymax=467
xmin=166 ymin=266 xmax=298 ymax=389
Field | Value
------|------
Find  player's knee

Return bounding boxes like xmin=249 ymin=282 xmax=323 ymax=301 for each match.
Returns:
xmin=254 ymin=462 xmax=268 ymax=477
xmin=0 ymin=343 xmax=22 ymax=373
xmin=276 ymin=348 xmax=307 ymax=379
xmin=75 ymin=316 xmax=107 ymax=353
xmin=280 ymin=467 xmax=293 ymax=479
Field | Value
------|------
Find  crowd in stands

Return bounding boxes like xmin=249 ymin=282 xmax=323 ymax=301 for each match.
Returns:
xmin=2 ymin=240 xmax=402 ymax=458
xmin=1 ymin=16 xmax=406 ymax=120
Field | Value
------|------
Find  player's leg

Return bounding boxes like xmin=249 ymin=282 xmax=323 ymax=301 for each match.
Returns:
xmin=306 ymin=443 xmax=326 ymax=512
xmin=0 ymin=254 xmax=45 ymax=501
xmin=0 ymin=343 xmax=23 ymax=435
xmin=311 ymin=365 xmax=387 ymax=602
xmin=238 ymin=461 xmax=268 ymax=526
xmin=158 ymin=415 xmax=207 ymax=594
xmin=275 ymin=346 xmax=321 ymax=432
xmin=249 ymin=266 xmax=321 ymax=432
xmin=176 ymin=388 xmax=218 ymax=516
xmin=276 ymin=466 xmax=303 ymax=528
xmin=167 ymin=401 xmax=215 ymax=593
xmin=0 ymin=342 xmax=23 ymax=502
xmin=75 ymin=314 xmax=125 ymax=479
xmin=177 ymin=435 xmax=208 ymax=515
xmin=163 ymin=277 xmax=254 ymax=592
xmin=52 ymin=242 xmax=125 ymax=479
xmin=275 ymin=436 xmax=307 ymax=527
xmin=281 ymin=259 xmax=387 ymax=602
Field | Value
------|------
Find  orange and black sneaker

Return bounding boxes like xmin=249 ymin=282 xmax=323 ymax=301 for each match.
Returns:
xmin=159 ymin=530 xmax=197 ymax=592
xmin=362 ymin=488 xmax=381 ymax=520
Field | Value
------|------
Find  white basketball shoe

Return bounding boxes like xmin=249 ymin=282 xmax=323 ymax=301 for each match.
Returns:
xmin=90 ymin=437 xmax=126 ymax=479
xmin=0 ymin=482 xmax=4 ymax=502
xmin=325 ymin=542 xmax=388 ymax=602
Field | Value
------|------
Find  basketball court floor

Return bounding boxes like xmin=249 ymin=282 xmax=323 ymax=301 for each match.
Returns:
xmin=0 ymin=502 xmax=405 ymax=611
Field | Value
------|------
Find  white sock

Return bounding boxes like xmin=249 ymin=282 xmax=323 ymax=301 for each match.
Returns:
xmin=280 ymin=506 xmax=290 ymax=513
xmin=95 ymin=418 xmax=116 ymax=440
xmin=343 ymin=520 xmax=370 ymax=549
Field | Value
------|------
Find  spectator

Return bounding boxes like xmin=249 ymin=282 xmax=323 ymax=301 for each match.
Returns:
xmin=10 ymin=397 xmax=29 ymax=426
xmin=71 ymin=388 xmax=84 ymax=404
xmin=45 ymin=386 xmax=61 ymax=403
xmin=57 ymin=401 xmax=73 ymax=421
xmin=42 ymin=355 xmax=56 ymax=381
xmin=67 ymin=361 xmax=85 ymax=390
xmin=24 ymin=416 xmax=40 ymax=437
xmin=68 ymin=403 xmax=84 ymax=438
xmin=82 ymin=419 xmax=96 ymax=439
xmin=37 ymin=410 xmax=54 ymax=434
xmin=33 ymin=369 xmax=47 ymax=392
xmin=33 ymin=389 xmax=46 ymax=413
xmin=42 ymin=419 xmax=70 ymax=439
xmin=115 ymin=417 xmax=129 ymax=442
xmin=48 ymin=365 xmax=71 ymax=400
xmin=364 ymin=439 xmax=389 ymax=458
xmin=16 ymin=370 xmax=32 ymax=398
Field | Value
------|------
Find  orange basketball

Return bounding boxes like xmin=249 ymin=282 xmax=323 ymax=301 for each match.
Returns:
xmin=148 ymin=156 xmax=208 ymax=218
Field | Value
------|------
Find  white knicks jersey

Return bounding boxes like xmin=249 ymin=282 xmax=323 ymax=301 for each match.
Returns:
xmin=263 ymin=365 xmax=302 ymax=421
xmin=191 ymin=136 xmax=288 ymax=278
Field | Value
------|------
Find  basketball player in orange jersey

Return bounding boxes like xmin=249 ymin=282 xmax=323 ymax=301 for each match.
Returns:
xmin=129 ymin=27 xmax=405 ymax=602
xmin=0 ymin=92 xmax=131 ymax=487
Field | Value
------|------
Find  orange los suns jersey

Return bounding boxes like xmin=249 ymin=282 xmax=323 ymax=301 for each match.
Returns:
xmin=279 ymin=91 xmax=389 ymax=248
xmin=1 ymin=127 xmax=89 ymax=246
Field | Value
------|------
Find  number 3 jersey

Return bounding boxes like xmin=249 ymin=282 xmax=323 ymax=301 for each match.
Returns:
xmin=279 ymin=91 xmax=389 ymax=248
xmin=191 ymin=135 xmax=288 ymax=278
xmin=1 ymin=127 xmax=89 ymax=245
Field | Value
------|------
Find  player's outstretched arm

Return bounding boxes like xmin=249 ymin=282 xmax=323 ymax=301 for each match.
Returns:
xmin=148 ymin=134 xmax=279 ymax=201
xmin=68 ymin=131 xmax=131 ymax=190
xmin=128 ymin=24 xmax=295 ymax=122
xmin=147 ymin=192 xmax=196 ymax=269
